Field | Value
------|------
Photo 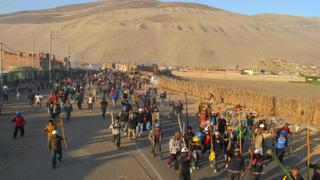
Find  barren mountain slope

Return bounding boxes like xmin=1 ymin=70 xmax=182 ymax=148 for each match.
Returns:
xmin=0 ymin=0 xmax=319 ymax=67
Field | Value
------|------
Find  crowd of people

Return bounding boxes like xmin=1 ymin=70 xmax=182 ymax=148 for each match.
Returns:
xmin=1 ymin=69 xmax=319 ymax=180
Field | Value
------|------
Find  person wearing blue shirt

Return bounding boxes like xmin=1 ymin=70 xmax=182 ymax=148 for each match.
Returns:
xmin=275 ymin=130 xmax=287 ymax=163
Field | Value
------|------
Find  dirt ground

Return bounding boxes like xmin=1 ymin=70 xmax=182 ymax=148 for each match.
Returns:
xmin=0 ymin=83 xmax=319 ymax=180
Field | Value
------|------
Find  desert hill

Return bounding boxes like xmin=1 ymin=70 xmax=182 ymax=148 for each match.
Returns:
xmin=0 ymin=0 xmax=319 ymax=67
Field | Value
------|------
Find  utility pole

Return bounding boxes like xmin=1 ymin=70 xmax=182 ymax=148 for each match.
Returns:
xmin=49 ymin=31 xmax=59 ymax=85
xmin=0 ymin=42 xmax=3 ymax=87
xmin=67 ymin=45 xmax=72 ymax=71
xmin=32 ymin=33 xmax=35 ymax=68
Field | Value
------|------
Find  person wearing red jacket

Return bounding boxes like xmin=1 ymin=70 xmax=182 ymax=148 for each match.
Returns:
xmin=12 ymin=111 xmax=26 ymax=139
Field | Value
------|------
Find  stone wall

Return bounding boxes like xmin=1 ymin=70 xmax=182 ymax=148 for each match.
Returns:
xmin=158 ymin=77 xmax=319 ymax=126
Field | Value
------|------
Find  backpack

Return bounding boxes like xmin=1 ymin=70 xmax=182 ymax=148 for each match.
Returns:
xmin=146 ymin=121 xmax=152 ymax=130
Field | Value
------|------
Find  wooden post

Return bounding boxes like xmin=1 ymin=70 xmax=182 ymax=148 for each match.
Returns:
xmin=61 ymin=120 xmax=68 ymax=149
xmin=111 ymin=112 xmax=114 ymax=124
xmin=177 ymin=113 xmax=186 ymax=146
xmin=238 ymin=110 xmax=242 ymax=153
xmin=185 ymin=92 xmax=189 ymax=128
xmin=249 ymin=123 xmax=255 ymax=170
xmin=307 ymin=128 xmax=311 ymax=180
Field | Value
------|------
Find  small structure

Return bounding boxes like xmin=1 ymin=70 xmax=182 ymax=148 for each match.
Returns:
xmin=241 ymin=69 xmax=254 ymax=75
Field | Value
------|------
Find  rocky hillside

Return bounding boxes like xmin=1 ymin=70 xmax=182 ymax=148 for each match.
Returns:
xmin=0 ymin=0 xmax=319 ymax=67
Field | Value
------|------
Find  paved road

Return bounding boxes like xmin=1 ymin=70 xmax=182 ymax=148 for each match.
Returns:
xmin=0 ymin=88 xmax=319 ymax=180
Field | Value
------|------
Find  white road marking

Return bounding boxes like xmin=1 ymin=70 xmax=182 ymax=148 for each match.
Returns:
xmin=135 ymin=144 xmax=164 ymax=180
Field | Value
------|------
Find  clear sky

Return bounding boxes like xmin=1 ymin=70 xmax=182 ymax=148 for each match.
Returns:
xmin=0 ymin=0 xmax=319 ymax=17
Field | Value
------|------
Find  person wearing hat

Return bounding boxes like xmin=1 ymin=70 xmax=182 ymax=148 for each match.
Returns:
xmin=275 ymin=130 xmax=288 ymax=163
xmin=227 ymin=148 xmax=245 ymax=180
xmin=148 ymin=123 xmax=163 ymax=159
xmin=254 ymin=124 xmax=273 ymax=156
xmin=178 ymin=147 xmax=192 ymax=180
xmin=222 ymin=125 xmax=235 ymax=167
xmin=12 ymin=111 xmax=26 ymax=139
xmin=250 ymin=149 xmax=264 ymax=180
xmin=306 ymin=158 xmax=320 ymax=180
xmin=42 ymin=120 xmax=63 ymax=150
xmin=190 ymin=133 xmax=202 ymax=171
xmin=49 ymin=130 xmax=66 ymax=169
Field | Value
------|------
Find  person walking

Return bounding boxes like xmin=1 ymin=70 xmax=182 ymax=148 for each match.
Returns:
xmin=111 ymin=87 xmax=120 ymax=108
xmin=100 ymin=99 xmax=108 ymax=118
xmin=136 ymin=108 xmax=145 ymax=137
xmin=250 ymin=149 xmax=264 ymax=180
xmin=283 ymin=166 xmax=304 ymax=180
xmin=178 ymin=147 xmax=192 ymax=180
xmin=75 ymin=93 xmax=83 ymax=110
xmin=42 ymin=120 xmax=63 ymax=149
xmin=34 ymin=93 xmax=43 ymax=108
xmin=127 ymin=111 xmax=137 ymax=141
xmin=3 ymin=85 xmax=9 ymax=101
xmin=306 ymin=158 xmax=320 ymax=180
xmin=28 ymin=91 xmax=35 ymax=106
xmin=12 ymin=111 xmax=26 ymax=139
xmin=110 ymin=117 xmax=121 ymax=149
xmin=152 ymin=108 xmax=160 ymax=125
xmin=168 ymin=100 xmax=175 ymax=120
xmin=175 ymin=100 xmax=184 ymax=117
xmin=227 ymin=148 xmax=245 ymax=180
xmin=275 ymin=130 xmax=287 ymax=163
xmin=88 ymin=94 xmax=94 ymax=112
xmin=16 ymin=88 xmax=21 ymax=101
xmin=49 ymin=130 xmax=66 ymax=169
xmin=160 ymin=91 xmax=167 ymax=107
xmin=148 ymin=124 xmax=163 ymax=159
xmin=167 ymin=132 xmax=183 ymax=170
xmin=254 ymin=124 xmax=273 ymax=156
xmin=63 ymin=100 xmax=73 ymax=121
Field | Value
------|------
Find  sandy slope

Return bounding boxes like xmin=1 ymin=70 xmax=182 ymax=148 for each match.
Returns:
xmin=0 ymin=0 xmax=319 ymax=67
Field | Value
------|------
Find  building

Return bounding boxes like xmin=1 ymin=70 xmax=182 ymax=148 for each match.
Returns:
xmin=1 ymin=50 xmax=65 ymax=82
xmin=103 ymin=63 xmax=115 ymax=69
xmin=39 ymin=53 xmax=64 ymax=71
xmin=2 ymin=51 xmax=64 ymax=72
xmin=115 ymin=63 xmax=137 ymax=72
